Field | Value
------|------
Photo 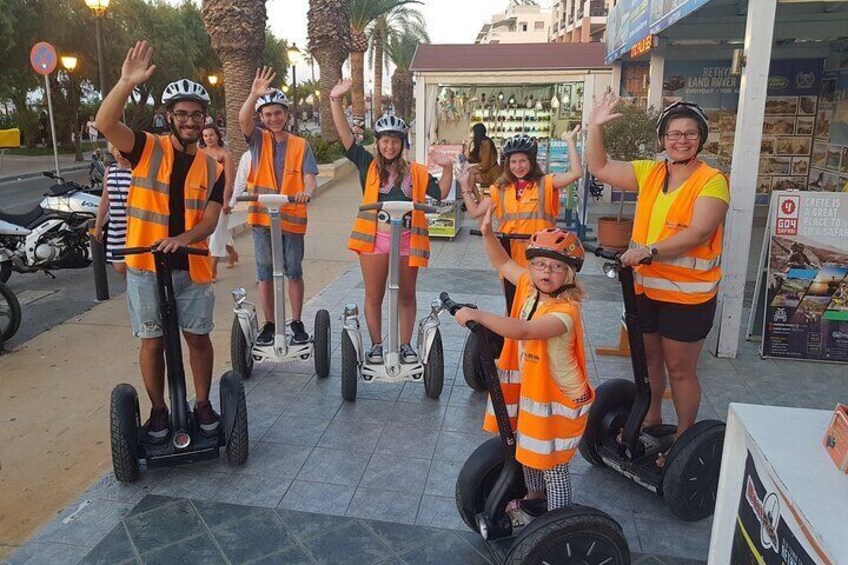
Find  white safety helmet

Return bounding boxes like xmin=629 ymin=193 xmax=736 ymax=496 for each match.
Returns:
xmin=374 ymin=114 xmax=408 ymax=138
xmin=255 ymin=89 xmax=290 ymax=112
xmin=162 ymin=79 xmax=210 ymax=110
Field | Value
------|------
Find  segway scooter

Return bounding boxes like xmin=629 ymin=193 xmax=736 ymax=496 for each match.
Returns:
xmin=230 ymin=194 xmax=331 ymax=380
xmin=109 ymin=246 xmax=249 ymax=483
xmin=442 ymin=293 xmax=630 ymax=565
xmin=340 ymin=200 xmax=444 ymax=401
xmin=461 ymin=229 xmax=530 ymax=392
xmin=577 ymin=245 xmax=725 ymax=521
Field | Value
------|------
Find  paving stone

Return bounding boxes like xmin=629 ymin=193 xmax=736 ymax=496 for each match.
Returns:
xmin=317 ymin=418 xmax=385 ymax=453
xmin=124 ymin=498 xmax=203 ymax=554
xmin=234 ymin=441 xmax=312 ymax=480
xmin=278 ymin=481 xmax=356 ymax=517
xmin=33 ymin=498 xmax=134 ymax=548
xmin=78 ymin=524 xmax=136 ymax=565
xmin=149 ymin=468 xmax=229 ymax=501
xmin=374 ymin=424 xmax=440 ymax=459
xmin=276 ymin=508 xmax=353 ymax=542
xmin=192 ymin=499 xmax=265 ymax=529
xmin=140 ymin=532 xmax=225 ymax=564
xmin=634 ymin=517 xmax=712 ymax=560
xmin=359 ymin=453 xmax=431 ymax=495
xmin=302 ymin=521 xmax=393 ymax=565
xmin=247 ymin=544 xmax=314 ymax=564
xmin=388 ymin=401 xmax=447 ymax=428
xmin=345 ymin=487 xmax=422 ymax=525
xmin=364 ymin=519 xmax=448 ymax=554
xmin=209 ymin=510 xmax=294 ymax=563
xmin=260 ymin=415 xmax=331 ymax=446
xmin=415 ymin=495 xmax=468 ymax=531
xmin=212 ymin=474 xmax=293 ymax=508
xmin=397 ymin=530 xmax=491 ymax=565
xmin=424 ymin=459 xmax=463 ymax=498
xmin=433 ymin=430 xmax=493 ymax=462
xmin=6 ymin=542 xmax=91 ymax=565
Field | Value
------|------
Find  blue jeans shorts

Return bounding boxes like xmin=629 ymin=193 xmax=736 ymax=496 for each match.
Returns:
xmin=126 ymin=268 xmax=215 ymax=338
xmin=252 ymin=227 xmax=305 ymax=282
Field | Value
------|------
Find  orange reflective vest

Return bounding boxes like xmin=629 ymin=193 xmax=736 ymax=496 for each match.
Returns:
xmin=483 ymin=273 xmax=594 ymax=470
xmin=631 ymin=161 xmax=726 ymax=305
xmin=347 ymin=161 xmax=432 ymax=268
xmin=125 ymin=133 xmax=221 ymax=283
xmin=489 ymin=174 xmax=559 ymax=267
xmin=246 ymin=130 xmax=308 ymax=234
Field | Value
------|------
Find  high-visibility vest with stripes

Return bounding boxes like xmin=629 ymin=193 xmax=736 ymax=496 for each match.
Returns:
xmin=489 ymin=174 xmax=559 ymax=267
xmin=483 ymin=273 xmax=594 ymax=470
xmin=246 ymin=130 xmax=308 ymax=234
xmin=125 ymin=133 xmax=221 ymax=283
xmin=347 ymin=161 xmax=432 ymax=268
xmin=631 ymin=161 xmax=726 ymax=305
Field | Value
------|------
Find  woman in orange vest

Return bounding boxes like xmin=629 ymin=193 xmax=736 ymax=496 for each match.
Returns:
xmin=460 ymin=129 xmax=583 ymax=267
xmin=586 ymin=93 xmax=730 ymax=460
xmin=329 ymin=79 xmax=454 ymax=364
xmin=454 ymin=207 xmax=594 ymax=517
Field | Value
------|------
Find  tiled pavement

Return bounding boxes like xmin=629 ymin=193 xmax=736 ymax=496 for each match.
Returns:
xmin=9 ymin=221 xmax=847 ymax=564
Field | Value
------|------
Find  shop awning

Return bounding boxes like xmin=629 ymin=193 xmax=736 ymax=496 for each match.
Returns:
xmin=410 ymin=43 xmax=608 ymax=73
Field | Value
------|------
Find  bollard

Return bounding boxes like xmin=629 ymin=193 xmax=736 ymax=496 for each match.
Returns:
xmin=88 ymin=225 xmax=110 ymax=301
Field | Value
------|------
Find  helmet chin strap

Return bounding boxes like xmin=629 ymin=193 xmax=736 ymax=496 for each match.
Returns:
xmin=530 ymin=282 xmax=576 ymax=303
xmin=169 ymin=120 xmax=197 ymax=156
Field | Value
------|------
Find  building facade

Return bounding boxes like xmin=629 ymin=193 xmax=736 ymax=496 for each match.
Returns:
xmin=550 ymin=0 xmax=609 ymax=43
xmin=475 ymin=4 xmax=551 ymax=44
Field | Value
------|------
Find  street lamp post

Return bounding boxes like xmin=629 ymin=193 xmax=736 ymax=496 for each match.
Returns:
xmin=61 ymin=55 xmax=83 ymax=163
xmin=85 ymin=0 xmax=110 ymax=98
xmin=287 ymin=43 xmax=302 ymax=133
xmin=207 ymin=74 xmax=219 ymax=119
xmin=314 ymin=89 xmax=321 ymax=126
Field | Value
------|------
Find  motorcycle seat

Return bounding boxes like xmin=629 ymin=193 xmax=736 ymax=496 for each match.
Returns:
xmin=49 ymin=183 xmax=74 ymax=196
xmin=0 ymin=207 xmax=43 ymax=229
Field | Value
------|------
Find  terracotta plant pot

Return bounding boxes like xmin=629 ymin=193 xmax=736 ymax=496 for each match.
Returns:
xmin=597 ymin=217 xmax=633 ymax=251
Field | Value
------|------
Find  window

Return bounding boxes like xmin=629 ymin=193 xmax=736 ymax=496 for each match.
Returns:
xmin=521 ymin=22 xmax=528 ymax=31
xmin=535 ymin=21 xmax=545 ymax=31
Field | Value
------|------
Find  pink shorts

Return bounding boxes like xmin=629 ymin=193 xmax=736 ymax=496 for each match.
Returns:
xmin=372 ymin=230 xmax=411 ymax=256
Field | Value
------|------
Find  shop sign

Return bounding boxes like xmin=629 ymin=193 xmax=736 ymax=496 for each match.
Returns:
xmin=762 ymin=191 xmax=848 ymax=363
xmin=630 ymin=35 xmax=656 ymax=59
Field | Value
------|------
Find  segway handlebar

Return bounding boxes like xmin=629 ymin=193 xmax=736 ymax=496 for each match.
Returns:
xmin=439 ymin=292 xmax=480 ymax=331
xmin=584 ymin=244 xmax=652 ymax=265
xmin=237 ymin=194 xmax=296 ymax=205
xmin=359 ymin=201 xmax=438 ymax=215
xmin=113 ymin=246 xmax=209 ymax=258
xmin=469 ymin=229 xmax=531 ymax=240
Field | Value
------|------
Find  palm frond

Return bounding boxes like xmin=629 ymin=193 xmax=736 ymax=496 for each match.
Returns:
xmin=350 ymin=0 xmax=423 ymax=32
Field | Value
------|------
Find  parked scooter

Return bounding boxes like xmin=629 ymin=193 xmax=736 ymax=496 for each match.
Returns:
xmin=0 ymin=280 xmax=22 ymax=347
xmin=0 ymin=171 xmax=99 ymax=283
xmin=340 ymin=200 xmax=444 ymax=401
xmin=230 ymin=194 xmax=331 ymax=380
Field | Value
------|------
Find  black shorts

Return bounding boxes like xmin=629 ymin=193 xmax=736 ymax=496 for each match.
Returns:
xmin=635 ymin=294 xmax=717 ymax=343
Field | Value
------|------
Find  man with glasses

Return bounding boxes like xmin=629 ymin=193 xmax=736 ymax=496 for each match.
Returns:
xmin=95 ymin=41 xmax=226 ymax=445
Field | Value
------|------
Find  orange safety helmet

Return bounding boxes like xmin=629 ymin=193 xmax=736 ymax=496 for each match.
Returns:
xmin=525 ymin=227 xmax=585 ymax=273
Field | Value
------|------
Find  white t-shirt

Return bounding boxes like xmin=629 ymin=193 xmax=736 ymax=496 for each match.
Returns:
xmin=86 ymin=121 xmax=98 ymax=137
xmin=232 ymin=151 xmax=251 ymax=208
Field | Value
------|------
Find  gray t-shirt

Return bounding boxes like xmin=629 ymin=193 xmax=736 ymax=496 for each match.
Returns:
xmin=247 ymin=128 xmax=319 ymax=191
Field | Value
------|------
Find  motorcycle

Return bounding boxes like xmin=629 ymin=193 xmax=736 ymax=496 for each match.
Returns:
xmin=0 ymin=171 xmax=100 ymax=283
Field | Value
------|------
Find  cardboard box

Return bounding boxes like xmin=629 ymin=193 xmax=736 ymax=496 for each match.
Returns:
xmin=823 ymin=404 xmax=848 ymax=474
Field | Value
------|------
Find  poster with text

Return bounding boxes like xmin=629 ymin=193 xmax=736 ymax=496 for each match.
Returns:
xmin=762 ymin=192 xmax=848 ymax=362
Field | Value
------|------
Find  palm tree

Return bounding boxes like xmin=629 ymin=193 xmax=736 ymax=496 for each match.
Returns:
xmin=369 ymin=6 xmax=428 ymax=122
xmin=349 ymin=0 xmax=421 ymax=130
xmin=308 ymin=0 xmax=351 ymax=142
xmin=202 ymin=0 xmax=266 ymax=157
xmin=386 ymin=29 xmax=425 ymax=121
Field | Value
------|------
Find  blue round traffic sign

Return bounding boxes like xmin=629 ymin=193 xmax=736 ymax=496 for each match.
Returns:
xmin=30 ymin=42 xmax=58 ymax=76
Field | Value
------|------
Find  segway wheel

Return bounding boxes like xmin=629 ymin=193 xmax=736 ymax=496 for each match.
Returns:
xmin=110 ymin=384 xmax=140 ymax=483
xmin=578 ymin=379 xmax=636 ymax=467
xmin=505 ymin=506 xmax=630 ymax=565
xmin=423 ymin=329 xmax=444 ymax=399
xmin=456 ymin=437 xmax=527 ymax=532
xmin=341 ymin=331 xmax=358 ymax=402
xmin=220 ymin=371 xmax=249 ymax=465
xmin=230 ymin=316 xmax=254 ymax=380
xmin=461 ymin=332 xmax=487 ymax=392
xmin=662 ymin=419 xmax=725 ymax=521
xmin=313 ymin=309 xmax=331 ymax=378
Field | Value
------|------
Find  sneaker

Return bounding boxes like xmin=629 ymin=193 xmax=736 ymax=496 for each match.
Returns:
xmin=290 ymin=320 xmax=309 ymax=344
xmin=256 ymin=322 xmax=275 ymax=346
xmin=400 ymin=343 xmax=418 ymax=364
xmin=194 ymin=400 xmax=221 ymax=438
xmin=506 ymin=498 xmax=548 ymax=531
xmin=145 ymin=406 xmax=170 ymax=445
xmin=366 ymin=343 xmax=384 ymax=364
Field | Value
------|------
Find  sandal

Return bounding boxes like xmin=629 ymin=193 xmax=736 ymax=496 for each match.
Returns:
xmin=617 ymin=417 xmax=663 ymax=443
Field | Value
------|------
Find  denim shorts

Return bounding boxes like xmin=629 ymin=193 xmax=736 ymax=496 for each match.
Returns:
xmin=252 ymin=227 xmax=305 ymax=282
xmin=126 ymin=268 xmax=215 ymax=338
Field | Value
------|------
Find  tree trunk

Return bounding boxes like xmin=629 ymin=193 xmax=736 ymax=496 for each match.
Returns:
xmin=221 ymin=57 xmax=255 ymax=158
xmin=373 ymin=39 xmax=383 ymax=122
xmin=392 ymin=70 xmax=413 ymax=121
xmin=315 ymin=53 xmax=346 ymax=143
xmin=350 ymin=49 xmax=367 ymax=136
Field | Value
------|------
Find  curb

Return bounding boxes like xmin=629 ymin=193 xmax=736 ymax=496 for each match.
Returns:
xmin=0 ymin=163 xmax=89 ymax=184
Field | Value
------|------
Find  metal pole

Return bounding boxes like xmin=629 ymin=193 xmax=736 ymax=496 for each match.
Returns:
xmin=72 ymin=72 xmax=83 ymax=162
xmin=292 ymin=66 xmax=299 ymax=133
xmin=44 ymin=76 xmax=61 ymax=177
xmin=95 ymin=17 xmax=107 ymax=97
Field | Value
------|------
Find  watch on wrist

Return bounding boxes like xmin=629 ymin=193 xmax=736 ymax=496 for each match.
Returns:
xmin=650 ymin=246 xmax=659 ymax=257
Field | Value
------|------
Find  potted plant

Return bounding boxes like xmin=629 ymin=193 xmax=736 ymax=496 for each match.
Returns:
xmin=596 ymin=103 xmax=659 ymax=250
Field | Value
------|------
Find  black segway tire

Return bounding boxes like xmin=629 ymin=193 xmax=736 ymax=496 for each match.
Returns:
xmin=341 ymin=331 xmax=358 ymax=401
xmin=110 ymin=384 xmax=140 ymax=483
xmin=456 ymin=437 xmax=527 ymax=532
xmin=423 ymin=329 xmax=444 ymax=399
xmin=461 ymin=332 xmax=487 ymax=392
xmin=661 ymin=419 xmax=725 ymax=521
xmin=578 ymin=379 xmax=636 ymax=467
xmin=230 ymin=316 xmax=254 ymax=380
xmin=505 ymin=505 xmax=630 ymax=565
xmin=313 ymin=309 xmax=331 ymax=378
xmin=220 ymin=371 xmax=249 ymax=465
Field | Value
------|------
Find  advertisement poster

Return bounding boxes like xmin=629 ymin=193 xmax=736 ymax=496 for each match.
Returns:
xmin=762 ymin=192 xmax=848 ymax=362
xmin=730 ymin=448 xmax=818 ymax=564
xmin=808 ymin=66 xmax=848 ymax=193
xmin=425 ymin=144 xmax=463 ymax=238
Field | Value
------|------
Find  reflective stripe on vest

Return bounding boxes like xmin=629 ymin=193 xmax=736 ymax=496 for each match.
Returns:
xmin=515 ymin=432 xmax=582 ymax=455
xmin=630 ymin=161 xmax=725 ymax=305
xmin=247 ymin=131 xmax=308 ymax=233
xmin=519 ymin=397 xmax=592 ymax=420
xmin=347 ymin=160 xmax=432 ymax=268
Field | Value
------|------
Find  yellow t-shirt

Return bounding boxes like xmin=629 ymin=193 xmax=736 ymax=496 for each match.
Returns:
xmin=631 ymin=160 xmax=730 ymax=246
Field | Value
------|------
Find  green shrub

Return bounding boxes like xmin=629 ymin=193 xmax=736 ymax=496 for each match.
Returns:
xmin=302 ymin=133 xmax=344 ymax=164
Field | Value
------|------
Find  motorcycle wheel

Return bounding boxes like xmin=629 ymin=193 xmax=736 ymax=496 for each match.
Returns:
xmin=0 ymin=281 xmax=22 ymax=343
xmin=0 ymin=261 xmax=11 ymax=284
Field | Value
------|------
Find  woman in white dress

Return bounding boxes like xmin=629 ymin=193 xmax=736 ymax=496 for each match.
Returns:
xmin=200 ymin=124 xmax=238 ymax=280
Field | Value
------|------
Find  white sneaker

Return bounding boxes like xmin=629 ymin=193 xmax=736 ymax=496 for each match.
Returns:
xmin=367 ymin=343 xmax=383 ymax=364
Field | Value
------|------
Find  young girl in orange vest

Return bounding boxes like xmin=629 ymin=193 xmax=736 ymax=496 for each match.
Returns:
xmin=454 ymin=206 xmax=595 ymax=518
xmin=329 ymin=79 xmax=454 ymax=364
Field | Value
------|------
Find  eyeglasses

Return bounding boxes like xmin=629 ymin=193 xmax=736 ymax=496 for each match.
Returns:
xmin=172 ymin=111 xmax=206 ymax=123
xmin=529 ymin=259 xmax=567 ymax=273
xmin=664 ymin=131 xmax=700 ymax=141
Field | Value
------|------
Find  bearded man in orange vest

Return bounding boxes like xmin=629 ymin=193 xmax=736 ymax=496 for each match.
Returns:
xmin=95 ymin=41 xmax=226 ymax=444
xmin=239 ymin=67 xmax=319 ymax=347
xmin=587 ymin=92 xmax=730 ymax=464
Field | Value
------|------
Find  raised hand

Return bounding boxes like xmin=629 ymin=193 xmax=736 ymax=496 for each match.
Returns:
xmin=429 ymin=148 xmax=453 ymax=168
xmin=330 ymin=79 xmax=352 ymax=99
xmin=121 ymin=41 xmax=156 ymax=87
xmin=563 ymin=124 xmax=582 ymax=142
xmin=588 ymin=91 xmax=623 ymax=128
xmin=251 ymin=67 xmax=277 ymax=98
xmin=457 ymin=163 xmax=478 ymax=189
